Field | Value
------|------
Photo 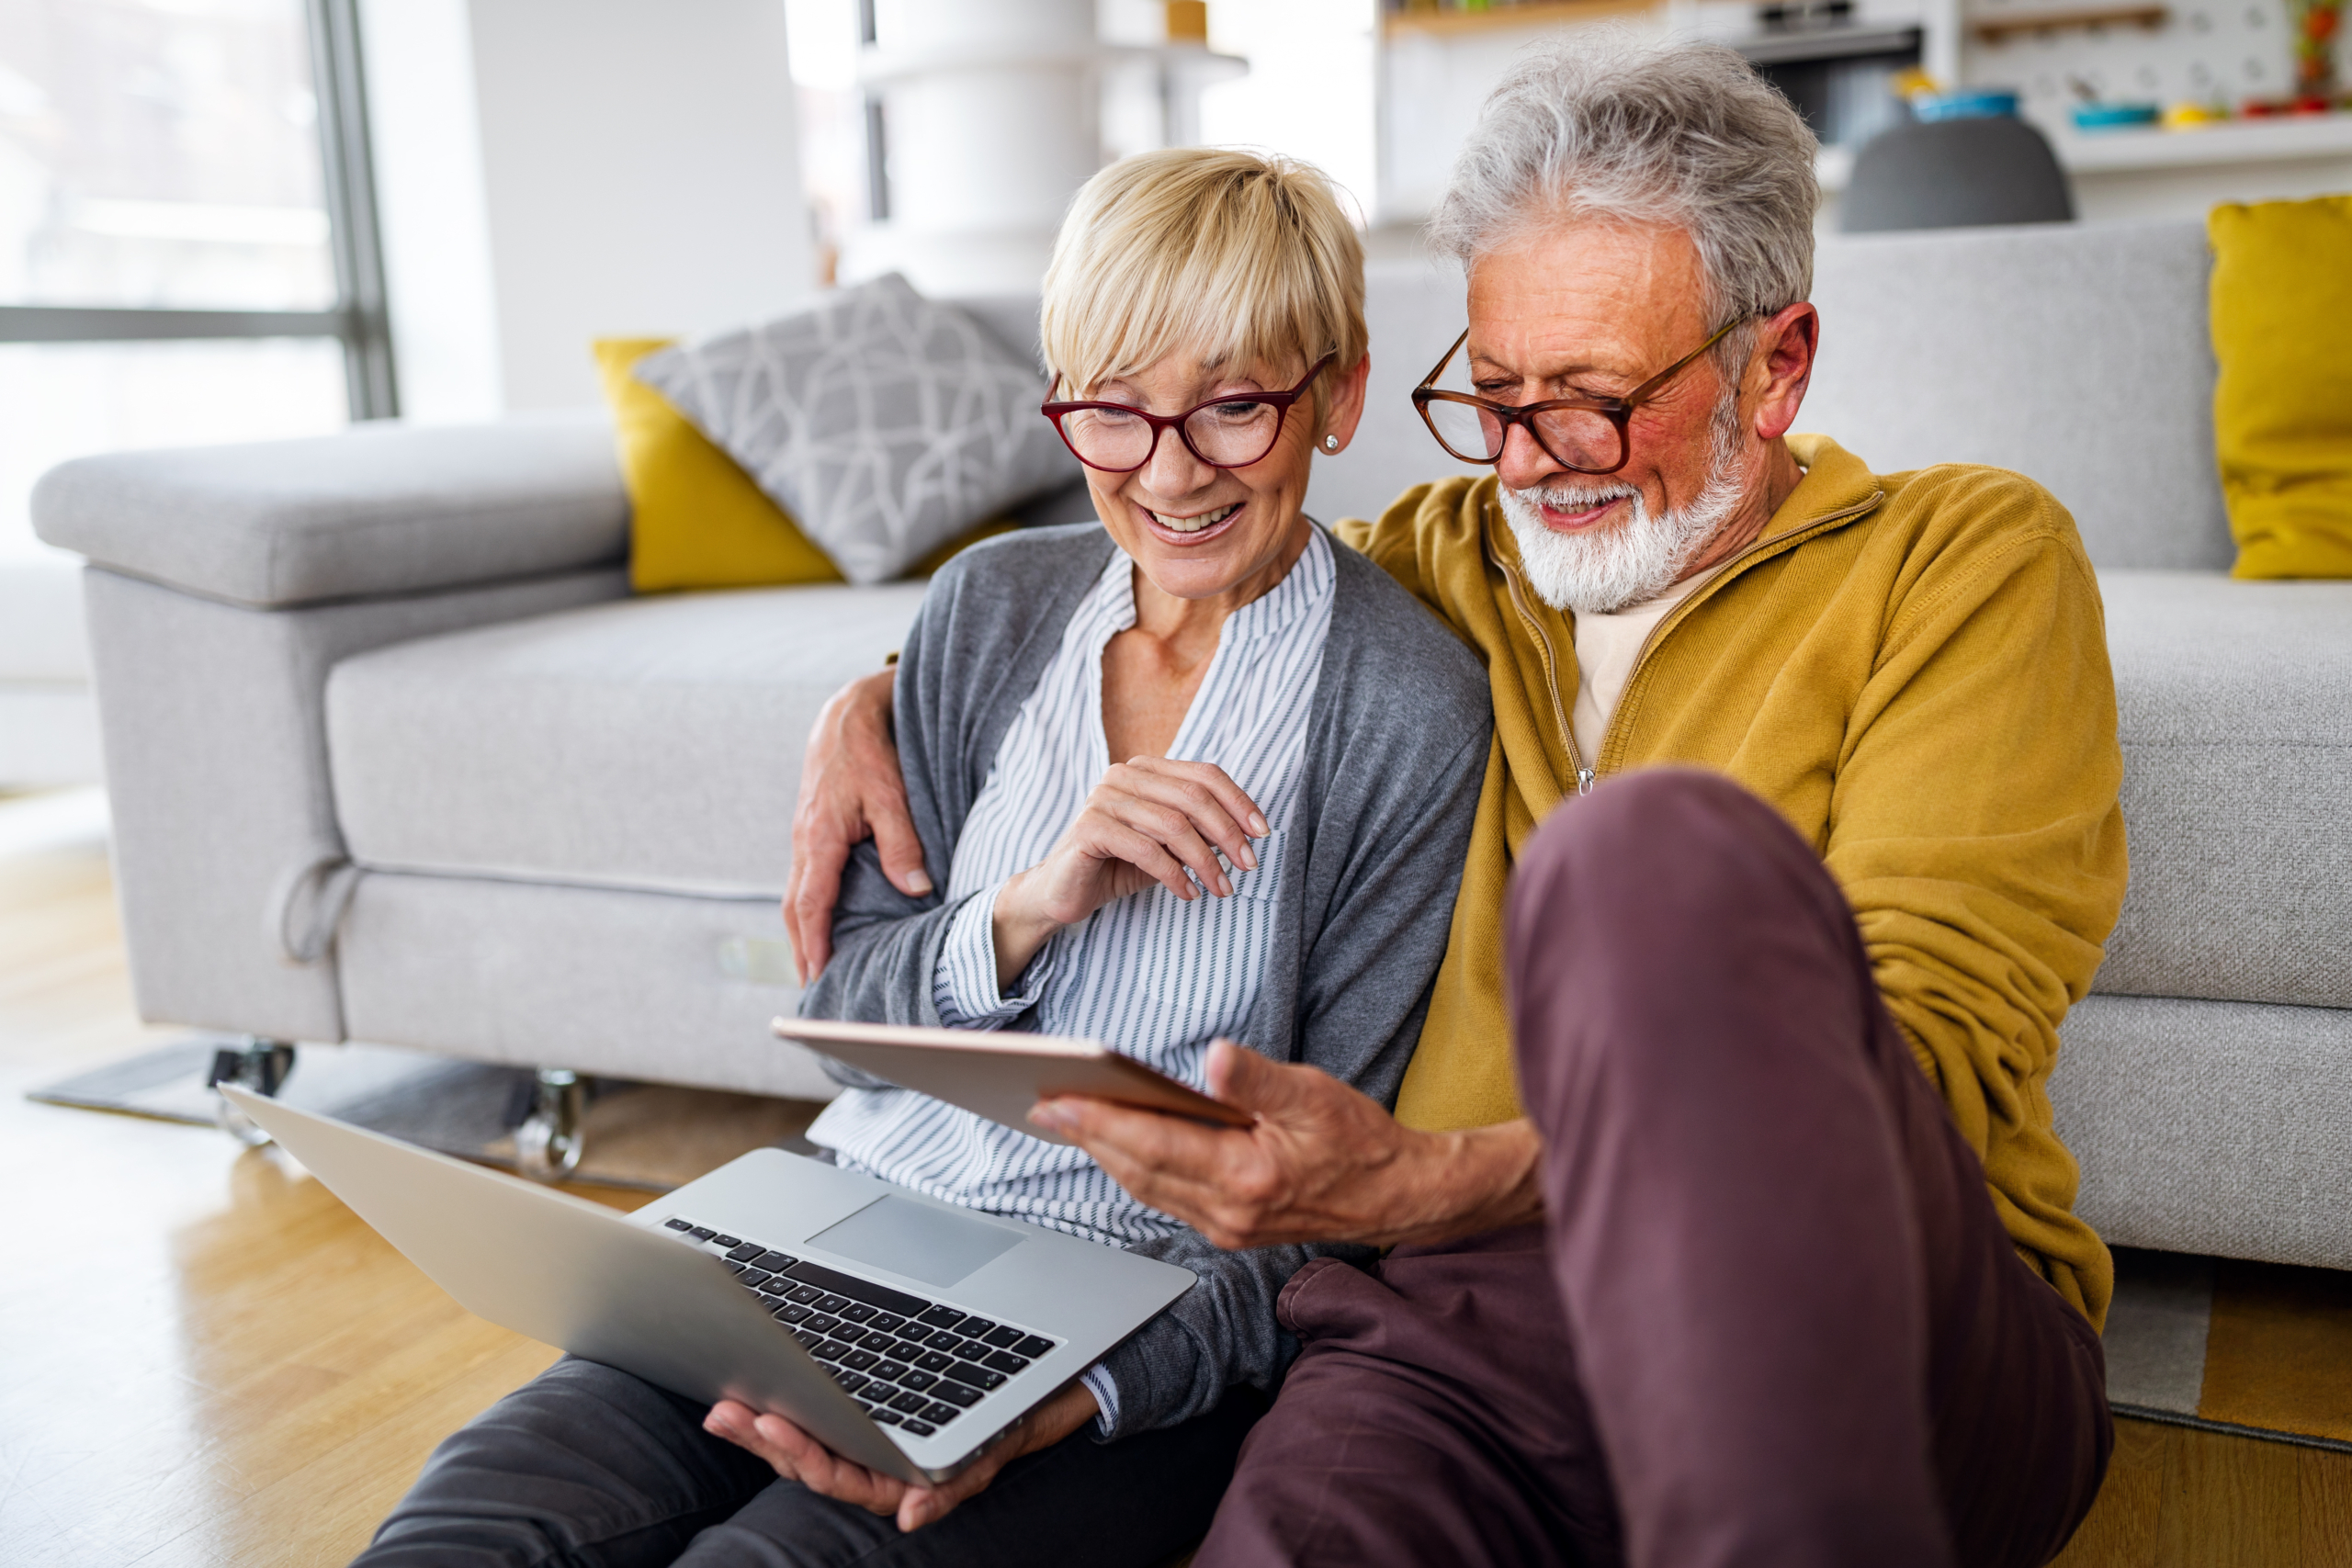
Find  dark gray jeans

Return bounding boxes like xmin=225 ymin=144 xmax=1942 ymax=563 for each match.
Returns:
xmin=356 ymin=1357 xmax=1263 ymax=1567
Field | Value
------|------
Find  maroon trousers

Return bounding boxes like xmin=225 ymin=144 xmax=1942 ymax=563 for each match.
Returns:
xmin=1195 ymin=771 xmax=2110 ymax=1568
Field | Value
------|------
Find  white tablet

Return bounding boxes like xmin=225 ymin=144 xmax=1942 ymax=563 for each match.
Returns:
xmin=774 ymin=1018 xmax=1255 ymax=1147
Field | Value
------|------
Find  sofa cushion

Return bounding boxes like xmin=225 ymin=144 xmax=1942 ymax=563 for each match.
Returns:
xmin=326 ymin=582 xmax=930 ymax=899
xmin=2208 ymin=195 xmax=2352 ymax=580
xmin=2096 ymin=570 xmax=2352 ymax=1009
xmin=1804 ymin=220 xmax=2232 ymax=573
xmin=635 ymin=274 xmax=1080 ymax=585
xmin=2053 ymin=993 xmax=2352 ymax=1269
xmin=337 ymin=870 xmax=839 ymax=1100
xmin=32 ymin=413 xmax=628 ymax=609
xmin=595 ymin=336 xmax=846 ymax=593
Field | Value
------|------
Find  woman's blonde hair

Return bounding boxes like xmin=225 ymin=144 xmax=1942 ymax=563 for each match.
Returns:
xmin=1040 ymin=148 xmax=1366 ymax=412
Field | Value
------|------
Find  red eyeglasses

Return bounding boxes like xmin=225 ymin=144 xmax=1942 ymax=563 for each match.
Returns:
xmin=1041 ymin=355 xmax=1336 ymax=473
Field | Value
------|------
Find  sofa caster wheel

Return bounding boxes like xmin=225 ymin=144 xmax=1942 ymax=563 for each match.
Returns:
xmin=208 ymin=1039 xmax=297 ymax=1147
xmin=515 ymin=1067 xmax=585 ymax=1183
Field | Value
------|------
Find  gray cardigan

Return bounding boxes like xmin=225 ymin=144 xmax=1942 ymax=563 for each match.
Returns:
xmin=799 ymin=523 xmax=1490 ymax=1438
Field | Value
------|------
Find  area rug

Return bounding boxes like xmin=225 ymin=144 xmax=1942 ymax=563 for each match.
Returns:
xmin=2083 ymin=1246 xmax=2352 ymax=1453
xmin=28 ymin=1037 xmax=825 ymax=1192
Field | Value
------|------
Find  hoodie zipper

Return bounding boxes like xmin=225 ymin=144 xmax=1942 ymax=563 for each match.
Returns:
xmin=1492 ymin=489 xmax=1885 ymax=790
xmin=1489 ymin=534 xmax=1593 ymax=795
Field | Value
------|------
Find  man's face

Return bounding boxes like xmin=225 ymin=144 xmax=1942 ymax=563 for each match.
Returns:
xmin=1464 ymin=219 xmax=1762 ymax=613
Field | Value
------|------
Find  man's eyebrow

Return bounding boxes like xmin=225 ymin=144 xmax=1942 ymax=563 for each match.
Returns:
xmin=1469 ymin=355 xmax=1617 ymax=385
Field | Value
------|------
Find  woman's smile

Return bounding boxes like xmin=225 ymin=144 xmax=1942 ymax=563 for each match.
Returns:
xmin=1140 ymin=500 xmax=1244 ymax=542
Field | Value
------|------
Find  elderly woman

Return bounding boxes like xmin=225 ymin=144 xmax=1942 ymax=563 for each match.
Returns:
xmin=355 ymin=149 xmax=1487 ymax=1568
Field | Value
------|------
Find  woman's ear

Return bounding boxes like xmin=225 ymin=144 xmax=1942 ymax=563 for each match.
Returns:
xmin=1317 ymin=355 xmax=1373 ymax=456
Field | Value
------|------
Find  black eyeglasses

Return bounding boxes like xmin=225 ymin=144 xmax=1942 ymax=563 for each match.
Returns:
xmin=1041 ymin=355 xmax=1335 ymax=473
xmin=1410 ymin=320 xmax=1744 ymax=475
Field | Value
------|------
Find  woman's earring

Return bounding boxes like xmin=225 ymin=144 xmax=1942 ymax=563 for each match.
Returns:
xmin=1322 ymin=434 xmax=1340 ymax=452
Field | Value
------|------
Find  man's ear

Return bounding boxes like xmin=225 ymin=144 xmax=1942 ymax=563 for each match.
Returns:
xmin=1749 ymin=303 xmax=1818 ymax=443
xmin=1317 ymin=355 xmax=1373 ymax=454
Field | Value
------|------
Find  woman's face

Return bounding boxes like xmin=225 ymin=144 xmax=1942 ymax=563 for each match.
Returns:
xmin=1076 ymin=349 xmax=1369 ymax=607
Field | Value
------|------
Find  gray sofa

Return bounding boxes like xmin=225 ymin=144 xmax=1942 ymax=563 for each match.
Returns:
xmin=34 ymin=220 xmax=2352 ymax=1264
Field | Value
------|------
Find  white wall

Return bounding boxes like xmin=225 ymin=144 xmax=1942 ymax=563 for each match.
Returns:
xmin=2069 ymin=153 xmax=2352 ymax=223
xmin=1381 ymin=12 xmax=1671 ymax=223
xmin=1202 ymin=0 xmax=1377 ymax=224
xmin=0 ymin=559 xmax=100 ymax=787
xmin=359 ymin=0 xmax=504 ymax=422
xmin=364 ymin=0 xmax=818 ymax=416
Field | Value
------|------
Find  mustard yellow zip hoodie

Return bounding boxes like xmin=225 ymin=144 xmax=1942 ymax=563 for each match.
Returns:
xmin=1337 ymin=434 xmax=2127 ymax=1327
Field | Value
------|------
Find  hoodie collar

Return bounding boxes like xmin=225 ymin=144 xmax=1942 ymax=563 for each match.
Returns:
xmin=1769 ymin=434 xmax=1884 ymax=542
xmin=1481 ymin=433 xmax=1883 ymax=581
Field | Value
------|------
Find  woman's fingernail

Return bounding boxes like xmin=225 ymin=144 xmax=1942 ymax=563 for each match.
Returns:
xmin=905 ymin=869 xmax=933 ymax=895
xmin=1250 ymin=813 xmax=1270 ymax=836
xmin=1030 ymin=1100 xmax=1071 ymax=1131
xmin=1238 ymin=846 xmax=1258 ymax=870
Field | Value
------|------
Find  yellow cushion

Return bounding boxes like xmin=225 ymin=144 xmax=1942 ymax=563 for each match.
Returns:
xmin=2208 ymin=195 xmax=2352 ymax=579
xmin=595 ymin=338 xmax=844 ymax=592
xmin=594 ymin=338 xmax=1021 ymax=591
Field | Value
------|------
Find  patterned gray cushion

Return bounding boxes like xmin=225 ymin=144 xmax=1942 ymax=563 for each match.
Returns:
xmin=633 ymin=273 xmax=1080 ymax=584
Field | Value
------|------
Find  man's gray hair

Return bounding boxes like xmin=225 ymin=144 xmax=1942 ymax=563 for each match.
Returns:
xmin=1429 ymin=33 xmax=1820 ymax=327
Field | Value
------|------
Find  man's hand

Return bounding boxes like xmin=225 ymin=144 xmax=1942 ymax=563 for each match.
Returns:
xmin=786 ymin=668 xmax=926 ymax=982
xmin=1029 ymin=1040 xmax=1545 ymax=1251
xmin=704 ymin=1382 xmax=1098 ymax=1532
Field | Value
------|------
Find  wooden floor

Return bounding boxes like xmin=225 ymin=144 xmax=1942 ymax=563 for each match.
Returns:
xmin=4 ymin=818 xmax=2351 ymax=1564
xmin=0 ymin=829 xmax=645 ymax=1566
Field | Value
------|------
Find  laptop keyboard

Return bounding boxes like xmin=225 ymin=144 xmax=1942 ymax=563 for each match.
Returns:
xmin=662 ymin=1216 xmax=1059 ymax=1438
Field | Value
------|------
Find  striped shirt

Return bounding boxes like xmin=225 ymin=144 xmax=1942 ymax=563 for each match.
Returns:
xmin=809 ymin=525 xmax=1334 ymax=1223
xmin=805 ymin=529 xmax=1336 ymax=1422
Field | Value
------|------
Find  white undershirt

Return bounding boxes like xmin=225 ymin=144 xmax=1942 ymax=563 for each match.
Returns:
xmin=1568 ymin=563 xmax=1724 ymax=768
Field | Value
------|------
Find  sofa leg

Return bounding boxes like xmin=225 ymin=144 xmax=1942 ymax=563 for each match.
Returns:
xmin=207 ymin=1038 xmax=298 ymax=1147
xmin=514 ymin=1067 xmax=586 ymax=1184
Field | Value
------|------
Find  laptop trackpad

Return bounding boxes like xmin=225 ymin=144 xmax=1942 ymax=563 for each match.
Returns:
xmin=808 ymin=1195 xmax=1024 ymax=1289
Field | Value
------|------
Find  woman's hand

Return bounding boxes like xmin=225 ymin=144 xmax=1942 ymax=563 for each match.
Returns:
xmin=704 ymin=1382 xmax=1100 ymax=1532
xmin=989 ymin=758 xmax=1269 ymax=987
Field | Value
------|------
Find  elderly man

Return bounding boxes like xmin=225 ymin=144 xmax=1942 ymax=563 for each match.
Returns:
xmin=786 ymin=39 xmax=2123 ymax=1568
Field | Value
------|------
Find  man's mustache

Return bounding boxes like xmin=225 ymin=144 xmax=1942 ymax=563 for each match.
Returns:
xmin=1506 ymin=481 xmax=1642 ymax=515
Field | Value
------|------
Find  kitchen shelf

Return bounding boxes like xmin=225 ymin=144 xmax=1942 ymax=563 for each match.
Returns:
xmin=1964 ymin=4 xmax=2168 ymax=41
xmin=1815 ymin=110 xmax=2352 ymax=190
xmin=2052 ymin=111 xmax=2352 ymax=171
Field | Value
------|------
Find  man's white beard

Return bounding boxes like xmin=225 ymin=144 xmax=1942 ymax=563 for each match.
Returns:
xmin=1498 ymin=392 xmax=1749 ymax=616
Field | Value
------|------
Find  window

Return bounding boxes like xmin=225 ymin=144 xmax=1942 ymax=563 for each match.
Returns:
xmin=0 ymin=0 xmax=391 ymax=562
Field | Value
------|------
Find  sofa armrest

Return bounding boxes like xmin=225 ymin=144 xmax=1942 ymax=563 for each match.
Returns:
xmin=31 ymin=412 xmax=628 ymax=609
xmin=85 ymin=562 xmax=630 ymax=1042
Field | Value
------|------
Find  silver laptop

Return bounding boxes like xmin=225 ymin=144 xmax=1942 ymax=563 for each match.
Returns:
xmin=220 ymin=1085 xmax=1193 ymax=1483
